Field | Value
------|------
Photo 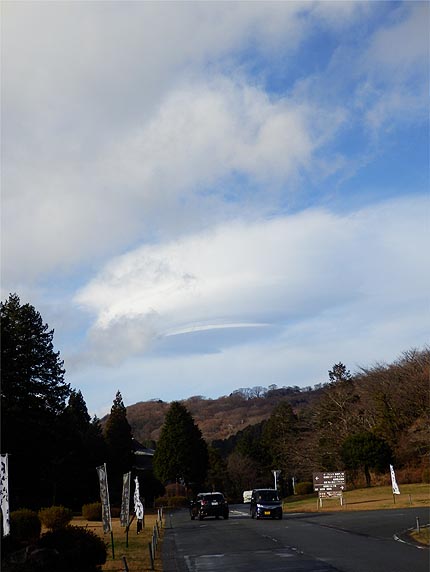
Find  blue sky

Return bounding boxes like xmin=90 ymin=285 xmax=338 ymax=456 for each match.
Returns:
xmin=2 ymin=1 xmax=428 ymax=417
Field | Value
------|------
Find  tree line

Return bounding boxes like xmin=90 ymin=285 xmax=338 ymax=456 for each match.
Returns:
xmin=0 ymin=294 xmax=210 ymax=510
xmin=210 ymin=354 xmax=429 ymax=497
xmin=1 ymin=293 xmax=428 ymax=512
xmin=1 ymin=294 xmax=137 ymax=509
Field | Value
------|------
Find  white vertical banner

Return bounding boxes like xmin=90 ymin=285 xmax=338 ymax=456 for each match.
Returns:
xmin=120 ymin=472 xmax=131 ymax=527
xmin=390 ymin=464 xmax=400 ymax=495
xmin=272 ymin=470 xmax=281 ymax=491
xmin=1 ymin=454 xmax=10 ymax=536
xmin=96 ymin=464 xmax=112 ymax=533
xmin=134 ymin=476 xmax=144 ymax=520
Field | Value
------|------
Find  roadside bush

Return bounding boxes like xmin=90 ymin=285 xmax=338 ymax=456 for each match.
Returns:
xmin=38 ymin=506 xmax=73 ymax=530
xmin=10 ymin=508 xmax=41 ymax=543
xmin=82 ymin=502 xmax=102 ymax=521
xmin=295 ymin=482 xmax=314 ymax=495
xmin=155 ymin=495 xmax=188 ymax=508
xmin=37 ymin=525 xmax=107 ymax=571
xmin=38 ymin=525 xmax=107 ymax=572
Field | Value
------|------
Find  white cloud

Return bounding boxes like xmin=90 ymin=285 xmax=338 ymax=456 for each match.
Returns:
xmin=2 ymin=2 xmax=428 ymax=414
xmin=73 ymin=194 xmax=428 ymax=369
xmin=103 ymin=78 xmax=321 ymax=197
xmin=365 ymin=3 xmax=428 ymax=73
xmin=358 ymin=2 xmax=428 ymax=131
xmin=1 ymin=0 xmax=379 ymax=288
xmin=2 ymin=76 xmax=342 ymax=285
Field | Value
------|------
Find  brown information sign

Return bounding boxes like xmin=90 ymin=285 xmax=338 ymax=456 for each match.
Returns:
xmin=313 ymin=471 xmax=345 ymax=493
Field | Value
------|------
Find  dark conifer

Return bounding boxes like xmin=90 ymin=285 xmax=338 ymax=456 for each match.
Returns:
xmin=153 ymin=401 xmax=208 ymax=489
xmin=1 ymin=293 xmax=70 ymax=507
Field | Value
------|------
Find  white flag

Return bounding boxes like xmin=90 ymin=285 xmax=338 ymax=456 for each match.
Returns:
xmin=134 ymin=476 xmax=144 ymax=519
xmin=390 ymin=464 xmax=400 ymax=495
xmin=1 ymin=454 xmax=10 ymax=536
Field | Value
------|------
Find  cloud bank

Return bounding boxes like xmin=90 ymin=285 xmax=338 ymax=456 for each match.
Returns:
xmin=2 ymin=1 xmax=428 ymax=413
xmin=74 ymin=195 xmax=427 ymax=366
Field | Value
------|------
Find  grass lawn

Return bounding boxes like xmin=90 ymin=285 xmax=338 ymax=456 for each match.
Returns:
xmin=282 ymin=483 xmax=430 ymax=513
xmin=72 ymin=512 xmax=164 ymax=572
xmin=410 ymin=526 xmax=430 ymax=546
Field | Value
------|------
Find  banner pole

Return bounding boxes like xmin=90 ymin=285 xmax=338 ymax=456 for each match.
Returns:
xmin=111 ymin=529 xmax=115 ymax=559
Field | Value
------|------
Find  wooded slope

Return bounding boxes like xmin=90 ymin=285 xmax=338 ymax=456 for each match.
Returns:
xmin=124 ymin=347 xmax=429 ymax=472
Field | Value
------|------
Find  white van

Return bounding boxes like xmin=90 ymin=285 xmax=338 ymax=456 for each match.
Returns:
xmin=243 ymin=490 xmax=253 ymax=503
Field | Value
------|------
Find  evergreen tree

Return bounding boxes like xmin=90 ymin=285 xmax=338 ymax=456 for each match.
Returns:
xmin=235 ymin=422 xmax=266 ymax=462
xmin=104 ymin=391 xmax=133 ymax=503
xmin=153 ymin=402 xmax=208 ymax=489
xmin=314 ymin=362 xmax=360 ymax=470
xmin=205 ymin=446 xmax=229 ymax=493
xmin=262 ymin=401 xmax=298 ymax=493
xmin=56 ymin=391 xmax=106 ymax=508
xmin=0 ymin=293 xmax=70 ymax=508
xmin=328 ymin=362 xmax=352 ymax=384
xmin=341 ymin=432 xmax=392 ymax=487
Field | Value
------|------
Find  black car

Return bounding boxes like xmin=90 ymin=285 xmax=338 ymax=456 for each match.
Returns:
xmin=250 ymin=488 xmax=283 ymax=520
xmin=190 ymin=492 xmax=229 ymax=520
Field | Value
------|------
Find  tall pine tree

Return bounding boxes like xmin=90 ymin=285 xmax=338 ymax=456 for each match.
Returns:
xmin=104 ymin=391 xmax=133 ymax=503
xmin=153 ymin=401 xmax=208 ymax=490
xmin=56 ymin=390 xmax=106 ymax=508
xmin=1 ymin=293 xmax=70 ymax=507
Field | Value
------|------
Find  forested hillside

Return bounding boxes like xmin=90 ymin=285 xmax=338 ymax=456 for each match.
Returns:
xmin=126 ymin=384 xmax=324 ymax=444
xmin=124 ymin=348 xmax=430 ymax=492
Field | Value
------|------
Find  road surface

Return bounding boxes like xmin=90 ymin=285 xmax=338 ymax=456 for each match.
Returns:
xmin=162 ymin=505 xmax=429 ymax=572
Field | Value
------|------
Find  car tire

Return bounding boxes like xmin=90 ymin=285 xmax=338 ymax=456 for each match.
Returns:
xmin=278 ymin=513 xmax=283 ymax=520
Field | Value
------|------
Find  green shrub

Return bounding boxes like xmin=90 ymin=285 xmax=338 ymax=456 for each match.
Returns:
xmin=39 ymin=506 xmax=73 ymax=530
xmin=155 ymin=495 xmax=188 ymax=508
xmin=37 ymin=525 xmax=107 ymax=571
xmin=155 ymin=496 xmax=168 ymax=507
xmin=295 ymin=481 xmax=314 ymax=495
xmin=82 ymin=502 xmax=102 ymax=521
xmin=10 ymin=508 xmax=41 ymax=543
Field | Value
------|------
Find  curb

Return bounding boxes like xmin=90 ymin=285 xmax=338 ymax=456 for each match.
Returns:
xmin=394 ymin=525 xmax=429 ymax=550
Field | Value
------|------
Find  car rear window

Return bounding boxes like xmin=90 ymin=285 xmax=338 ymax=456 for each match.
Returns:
xmin=208 ymin=494 xmax=224 ymax=501
xmin=257 ymin=491 xmax=279 ymax=501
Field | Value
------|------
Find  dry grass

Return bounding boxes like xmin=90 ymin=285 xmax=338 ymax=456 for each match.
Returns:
xmin=409 ymin=526 xmax=430 ymax=547
xmin=283 ymin=483 xmax=430 ymax=513
xmin=71 ymin=513 xmax=164 ymax=572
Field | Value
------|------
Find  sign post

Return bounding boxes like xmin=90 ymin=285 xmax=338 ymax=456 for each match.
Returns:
xmin=313 ymin=472 xmax=345 ymax=508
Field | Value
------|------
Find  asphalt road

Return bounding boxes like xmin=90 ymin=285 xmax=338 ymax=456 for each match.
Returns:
xmin=162 ymin=505 xmax=429 ymax=572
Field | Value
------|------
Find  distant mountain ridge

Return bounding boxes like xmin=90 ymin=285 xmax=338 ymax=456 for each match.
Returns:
xmin=124 ymin=385 xmax=323 ymax=444
xmin=106 ymin=348 xmax=429 ymax=483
